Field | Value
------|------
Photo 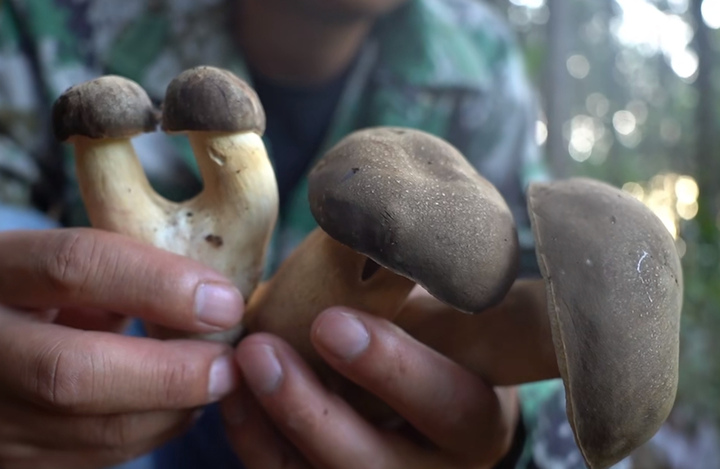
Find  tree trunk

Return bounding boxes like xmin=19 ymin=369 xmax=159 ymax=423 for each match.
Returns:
xmin=691 ymin=0 xmax=719 ymax=241
xmin=543 ymin=0 xmax=573 ymax=177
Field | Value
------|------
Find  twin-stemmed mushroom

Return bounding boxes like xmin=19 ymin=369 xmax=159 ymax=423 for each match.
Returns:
xmin=52 ymin=67 xmax=279 ymax=343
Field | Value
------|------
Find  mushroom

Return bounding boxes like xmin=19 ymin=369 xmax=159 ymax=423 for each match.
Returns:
xmin=52 ymin=68 xmax=279 ymax=343
xmin=246 ymin=126 xmax=519 ymax=420
xmin=398 ymin=177 xmax=683 ymax=469
xmin=529 ymin=178 xmax=682 ymax=468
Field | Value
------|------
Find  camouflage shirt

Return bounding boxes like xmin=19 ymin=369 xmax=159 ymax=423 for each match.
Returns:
xmin=0 ymin=0 xmax=578 ymax=468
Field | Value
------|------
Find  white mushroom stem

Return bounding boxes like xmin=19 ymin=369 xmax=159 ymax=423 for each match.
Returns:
xmin=72 ymin=136 xmax=169 ymax=238
xmin=71 ymin=131 xmax=278 ymax=343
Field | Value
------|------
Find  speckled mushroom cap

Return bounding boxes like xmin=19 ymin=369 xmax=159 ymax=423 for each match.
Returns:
xmin=308 ymin=127 xmax=519 ymax=314
xmin=161 ymin=66 xmax=265 ymax=135
xmin=52 ymin=76 xmax=158 ymax=142
xmin=528 ymin=178 xmax=683 ymax=469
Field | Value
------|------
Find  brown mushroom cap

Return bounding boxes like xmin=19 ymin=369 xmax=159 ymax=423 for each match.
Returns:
xmin=52 ymin=76 xmax=158 ymax=142
xmin=308 ymin=127 xmax=519 ymax=314
xmin=528 ymin=178 xmax=683 ymax=469
xmin=161 ymin=66 xmax=265 ymax=135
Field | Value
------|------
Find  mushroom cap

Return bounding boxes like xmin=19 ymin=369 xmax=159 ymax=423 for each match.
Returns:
xmin=52 ymin=76 xmax=158 ymax=142
xmin=308 ymin=127 xmax=519 ymax=314
xmin=161 ymin=66 xmax=265 ymax=135
xmin=528 ymin=178 xmax=683 ymax=469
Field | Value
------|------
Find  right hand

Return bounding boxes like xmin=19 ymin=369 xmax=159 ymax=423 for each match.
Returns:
xmin=0 ymin=228 xmax=244 ymax=469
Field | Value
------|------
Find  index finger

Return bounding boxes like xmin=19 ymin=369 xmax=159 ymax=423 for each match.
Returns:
xmin=0 ymin=229 xmax=244 ymax=333
xmin=311 ymin=308 xmax=519 ymax=465
xmin=0 ymin=309 xmax=238 ymax=414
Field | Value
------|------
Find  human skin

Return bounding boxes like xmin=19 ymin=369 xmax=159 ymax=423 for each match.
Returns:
xmin=0 ymin=228 xmax=520 ymax=469
xmin=0 ymin=1 xmax=520 ymax=467
xmin=0 ymin=229 xmax=242 ymax=469
xmin=222 ymin=301 xmax=520 ymax=469
xmin=225 ymin=1 xmax=522 ymax=466
xmin=235 ymin=0 xmax=408 ymax=85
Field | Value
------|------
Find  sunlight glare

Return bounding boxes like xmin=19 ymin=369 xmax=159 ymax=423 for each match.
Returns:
xmin=702 ymin=0 xmax=720 ymax=29
xmin=567 ymin=54 xmax=591 ymax=79
xmin=536 ymin=120 xmax=548 ymax=146
xmin=613 ymin=0 xmax=696 ymax=79
xmin=613 ymin=110 xmax=637 ymax=136
xmin=510 ymin=0 xmax=545 ymax=8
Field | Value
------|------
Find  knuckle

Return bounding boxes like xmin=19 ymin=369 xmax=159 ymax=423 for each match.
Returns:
xmin=282 ymin=404 xmax=323 ymax=437
xmin=41 ymin=231 xmax=98 ymax=295
xmin=158 ymin=361 xmax=196 ymax=407
xmin=96 ymin=415 xmax=141 ymax=449
xmin=32 ymin=340 xmax=87 ymax=410
xmin=460 ymin=403 xmax=514 ymax=466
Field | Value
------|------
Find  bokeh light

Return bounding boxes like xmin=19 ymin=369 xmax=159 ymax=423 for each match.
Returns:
xmin=702 ymin=0 xmax=720 ymax=29
xmin=623 ymin=173 xmax=700 ymax=250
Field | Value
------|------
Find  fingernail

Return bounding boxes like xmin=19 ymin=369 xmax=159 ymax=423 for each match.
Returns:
xmin=239 ymin=344 xmax=283 ymax=396
xmin=195 ymin=283 xmax=244 ymax=329
xmin=315 ymin=310 xmax=369 ymax=361
xmin=208 ymin=354 xmax=237 ymax=401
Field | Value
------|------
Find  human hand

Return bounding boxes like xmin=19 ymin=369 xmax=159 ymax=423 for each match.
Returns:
xmin=0 ymin=228 xmax=243 ymax=469
xmin=221 ymin=307 xmax=519 ymax=469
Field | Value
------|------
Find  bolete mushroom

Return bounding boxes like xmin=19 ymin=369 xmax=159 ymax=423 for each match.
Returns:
xmin=246 ymin=127 xmax=519 ymax=419
xmin=398 ymin=177 xmax=683 ymax=469
xmin=52 ymin=68 xmax=279 ymax=343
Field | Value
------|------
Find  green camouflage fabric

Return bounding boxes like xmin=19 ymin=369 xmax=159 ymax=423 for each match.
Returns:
xmin=0 ymin=0 xmax=589 ymax=467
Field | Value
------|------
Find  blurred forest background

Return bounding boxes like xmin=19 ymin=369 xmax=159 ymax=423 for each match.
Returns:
xmin=488 ymin=0 xmax=720 ymax=466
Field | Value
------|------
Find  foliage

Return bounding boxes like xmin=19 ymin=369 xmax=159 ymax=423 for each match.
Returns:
xmin=492 ymin=0 xmax=720 ymax=422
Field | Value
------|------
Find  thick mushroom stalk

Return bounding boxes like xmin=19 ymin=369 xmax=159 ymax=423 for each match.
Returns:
xmin=248 ymin=228 xmax=415 ymax=392
xmin=246 ymin=127 xmax=518 ymax=420
xmin=400 ymin=178 xmax=683 ymax=469
xmin=52 ymin=69 xmax=279 ymax=343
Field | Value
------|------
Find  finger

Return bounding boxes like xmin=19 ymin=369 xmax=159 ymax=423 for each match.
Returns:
xmin=233 ymin=334 xmax=442 ymax=469
xmin=2 ymin=416 xmax=190 ymax=469
xmin=2 ymin=398 xmax=196 ymax=450
xmin=54 ymin=307 xmax=130 ymax=333
xmin=311 ymin=308 xmax=519 ymax=465
xmin=221 ymin=384 xmax=313 ymax=469
xmin=0 ymin=228 xmax=244 ymax=333
xmin=396 ymin=281 xmax=558 ymax=386
xmin=0 ymin=312 xmax=238 ymax=413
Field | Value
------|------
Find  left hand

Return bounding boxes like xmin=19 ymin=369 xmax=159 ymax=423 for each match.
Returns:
xmin=220 ymin=306 xmax=520 ymax=469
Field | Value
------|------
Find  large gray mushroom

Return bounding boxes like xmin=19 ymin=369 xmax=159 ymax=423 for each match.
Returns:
xmin=529 ymin=178 xmax=682 ymax=468
xmin=399 ymin=177 xmax=683 ymax=469
xmin=52 ymin=67 xmax=279 ymax=343
xmin=246 ymin=126 xmax=519 ymax=419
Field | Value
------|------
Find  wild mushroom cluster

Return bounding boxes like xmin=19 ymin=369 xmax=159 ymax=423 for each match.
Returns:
xmin=52 ymin=66 xmax=683 ymax=469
